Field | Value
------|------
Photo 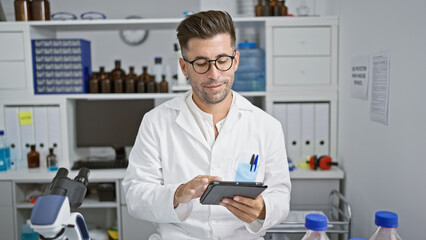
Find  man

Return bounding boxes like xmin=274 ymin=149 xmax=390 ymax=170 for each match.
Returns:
xmin=122 ymin=10 xmax=291 ymax=239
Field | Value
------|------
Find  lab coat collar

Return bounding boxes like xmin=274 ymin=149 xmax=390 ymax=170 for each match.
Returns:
xmin=164 ymin=90 xmax=254 ymax=150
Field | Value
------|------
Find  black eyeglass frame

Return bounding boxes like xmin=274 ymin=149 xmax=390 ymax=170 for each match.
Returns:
xmin=182 ymin=50 xmax=236 ymax=74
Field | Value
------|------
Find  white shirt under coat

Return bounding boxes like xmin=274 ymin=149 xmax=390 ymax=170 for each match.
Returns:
xmin=122 ymin=90 xmax=291 ymax=240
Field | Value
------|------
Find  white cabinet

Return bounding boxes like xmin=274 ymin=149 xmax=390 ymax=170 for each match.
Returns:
xmin=0 ymin=181 xmax=15 ymax=240
xmin=0 ymin=31 xmax=28 ymax=90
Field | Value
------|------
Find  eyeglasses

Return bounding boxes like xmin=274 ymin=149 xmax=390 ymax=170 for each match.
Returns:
xmin=183 ymin=50 xmax=236 ymax=74
xmin=51 ymin=11 xmax=107 ymax=21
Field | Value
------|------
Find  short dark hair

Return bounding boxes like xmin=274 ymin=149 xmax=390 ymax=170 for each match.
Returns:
xmin=176 ymin=10 xmax=236 ymax=53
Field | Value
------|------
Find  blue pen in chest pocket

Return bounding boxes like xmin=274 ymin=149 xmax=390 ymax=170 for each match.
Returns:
xmin=235 ymin=153 xmax=259 ymax=182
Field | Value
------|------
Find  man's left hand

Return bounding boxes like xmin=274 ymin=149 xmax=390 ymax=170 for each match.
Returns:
xmin=220 ymin=195 xmax=266 ymax=223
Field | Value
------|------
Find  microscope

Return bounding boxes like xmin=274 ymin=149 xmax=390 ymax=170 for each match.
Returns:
xmin=30 ymin=167 xmax=90 ymax=240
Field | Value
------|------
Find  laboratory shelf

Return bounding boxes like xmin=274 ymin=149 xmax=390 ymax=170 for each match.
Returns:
xmin=0 ymin=17 xmax=266 ymax=31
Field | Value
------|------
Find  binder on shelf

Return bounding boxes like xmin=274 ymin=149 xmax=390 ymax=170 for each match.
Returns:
xmin=18 ymin=107 xmax=35 ymax=169
xmin=314 ymin=103 xmax=330 ymax=156
xmin=301 ymin=103 xmax=315 ymax=160
xmin=47 ymin=106 xmax=62 ymax=162
xmin=4 ymin=107 xmax=22 ymax=170
xmin=34 ymin=106 xmax=49 ymax=168
xmin=273 ymin=103 xmax=287 ymax=138
xmin=286 ymin=103 xmax=302 ymax=163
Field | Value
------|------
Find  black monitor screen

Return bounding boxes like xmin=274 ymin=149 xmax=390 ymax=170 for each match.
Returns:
xmin=75 ymin=99 xmax=154 ymax=149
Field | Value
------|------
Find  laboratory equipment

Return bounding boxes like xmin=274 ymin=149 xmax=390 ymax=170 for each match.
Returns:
xmin=0 ymin=130 xmax=10 ymax=171
xmin=369 ymin=211 xmax=401 ymax=240
xmin=30 ymin=167 xmax=90 ymax=240
xmin=27 ymin=145 xmax=40 ymax=168
xmin=301 ymin=213 xmax=330 ymax=240
xmin=267 ymin=190 xmax=352 ymax=239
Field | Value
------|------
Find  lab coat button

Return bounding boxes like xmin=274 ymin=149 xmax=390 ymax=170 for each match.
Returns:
xmin=211 ymin=219 xmax=216 ymax=224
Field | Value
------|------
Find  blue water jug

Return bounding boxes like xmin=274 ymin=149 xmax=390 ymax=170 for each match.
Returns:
xmin=234 ymin=42 xmax=265 ymax=91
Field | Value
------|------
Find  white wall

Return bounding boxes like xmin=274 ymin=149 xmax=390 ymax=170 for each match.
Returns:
xmin=337 ymin=0 xmax=426 ymax=238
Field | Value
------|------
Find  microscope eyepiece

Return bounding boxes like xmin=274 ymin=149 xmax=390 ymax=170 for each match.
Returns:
xmin=74 ymin=167 xmax=90 ymax=186
xmin=55 ymin=168 xmax=69 ymax=179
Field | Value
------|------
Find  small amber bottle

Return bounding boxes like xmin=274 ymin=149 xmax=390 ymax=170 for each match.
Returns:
xmin=255 ymin=0 xmax=263 ymax=17
xmin=46 ymin=148 xmax=58 ymax=171
xmin=113 ymin=78 xmax=124 ymax=93
xmin=263 ymin=0 xmax=273 ymax=16
xmin=111 ymin=60 xmax=125 ymax=93
xmin=159 ymin=75 xmax=168 ymax=93
xmin=272 ymin=0 xmax=281 ymax=16
xmin=125 ymin=66 xmax=137 ymax=93
xmin=146 ymin=75 xmax=156 ymax=93
xmin=279 ymin=0 xmax=288 ymax=16
xmin=139 ymin=66 xmax=151 ymax=93
xmin=99 ymin=67 xmax=112 ymax=93
xmin=31 ymin=0 xmax=50 ymax=21
xmin=27 ymin=145 xmax=40 ymax=168
xmin=89 ymin=73 xmax=99 ymax=93
xmin=14 ymin=0 xmax=31 ymax=21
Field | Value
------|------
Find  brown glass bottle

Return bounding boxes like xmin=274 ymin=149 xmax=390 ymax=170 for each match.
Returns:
xmin=263 ymin=0 xmax=273 ymax=16
xmin=99 ymin=67 xmax=112 ymax=93
xmin=111 ymin=60 xmax=125 ymax=93
xmin=273 ymin=0 xmax=281 ymax=16
xmin=278 ymin=0 xmax=288 ymax=16
xmin=255 ymin=0 xmax=263 ymax=17
xmin=46 ymin=148 xmax=57 ymax=170
xmin=27 ymin=145 xmax=40 ymax=168
xmin=14 ymin=0 xmax=31 ymax=21
xmin=31 ymin=0 xmax=50 ymax=21
xmin=125 ymin=66 xmax=137 ymax=93
xmin=146 ymin=75 xmax=156 ymax=93
xmin=89 ymin=73 xmax=99 ymax=93
xmin=159 ymin=75 xmax=168 ymax=93
xmin=139 ymin=66 xmax=152 ymax=93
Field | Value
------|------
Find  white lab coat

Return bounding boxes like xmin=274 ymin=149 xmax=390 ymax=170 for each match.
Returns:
xmin=122 ymin=90 xmax=291 ymax=240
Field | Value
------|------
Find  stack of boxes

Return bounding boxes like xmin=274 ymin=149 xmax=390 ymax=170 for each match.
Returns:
xmin=32 ymin=39 xmax=91 ymax=94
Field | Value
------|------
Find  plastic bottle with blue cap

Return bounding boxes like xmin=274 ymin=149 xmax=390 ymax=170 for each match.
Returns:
xmin=368 ymin=211 xmax=401 ymax=240
xmin=301 ymin=213 xmax=330 ymax=240
xmin=234 ymin=41 xmax=265 ymax=91
xmin=0 ymin=130 xmax=11 ymax=172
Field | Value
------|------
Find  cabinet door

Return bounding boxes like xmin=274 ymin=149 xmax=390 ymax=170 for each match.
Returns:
xmin=273 ymin=27 xmax=331 ymax=56
xmin=0 ymin=61 xmax=27 ymax=89
xmin=0 ymin=32 xmax=27 ymax=90
xmin=0 ymin=32 xmax=25 ymax=60
xmin=273 ymin=57 xmax=331 ymax=85
xmin=0 ymin=181 xmax=15 ymax=240
xmin=121 ymin=206 xmax=157 ymax=240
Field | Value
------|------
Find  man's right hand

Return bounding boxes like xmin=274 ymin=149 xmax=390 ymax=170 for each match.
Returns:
xmin=174 ymin=175 xmax=222 ymax=208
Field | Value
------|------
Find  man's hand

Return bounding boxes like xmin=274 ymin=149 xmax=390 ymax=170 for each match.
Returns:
xmin=174 ymin=175 xmax=222 ymax=208
xmin=220 ymin=195 xmax=266 ymax=223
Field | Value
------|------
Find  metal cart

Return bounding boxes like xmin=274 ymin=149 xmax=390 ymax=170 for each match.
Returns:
xmin=267 ymin=190 xmax=352 ymax=240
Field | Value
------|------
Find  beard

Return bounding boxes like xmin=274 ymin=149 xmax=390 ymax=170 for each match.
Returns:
xmin=188 ymin=74 xmax=234 ymax=105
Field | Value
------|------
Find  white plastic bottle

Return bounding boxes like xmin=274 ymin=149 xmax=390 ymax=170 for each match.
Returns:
xmin=369 ymin=211 xmax=401 ymax=240
xmin=0 ymin=130 xmax=10 ymax=172
xmin=301 ymin=213 xmax=330 ymax=240
xmin=152 ymin=57 xmax=164 ymax=85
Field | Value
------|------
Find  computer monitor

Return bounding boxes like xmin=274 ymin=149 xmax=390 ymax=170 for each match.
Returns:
xmin=75 ymin=99 xmax=154 ymax=160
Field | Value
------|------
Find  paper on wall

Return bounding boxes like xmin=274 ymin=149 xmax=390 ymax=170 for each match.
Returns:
xmin=370 ymin=51 xmax=391 ymax=125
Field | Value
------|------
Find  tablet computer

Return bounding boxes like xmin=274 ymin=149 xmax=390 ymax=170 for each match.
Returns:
xmin=199 ymin=181 xmax=267 ymax=205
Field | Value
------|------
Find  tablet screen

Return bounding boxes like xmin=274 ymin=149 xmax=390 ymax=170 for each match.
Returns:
xmin=200 ymin=181 xmax=267 ymax=205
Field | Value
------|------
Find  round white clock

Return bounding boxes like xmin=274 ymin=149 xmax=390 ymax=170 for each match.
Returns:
xmin=119 ymin=15 xmax=149 ymax=46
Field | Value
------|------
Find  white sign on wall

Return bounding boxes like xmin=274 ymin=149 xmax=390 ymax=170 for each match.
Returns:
xmin=350 ymin=55 xmax=370 ymax=100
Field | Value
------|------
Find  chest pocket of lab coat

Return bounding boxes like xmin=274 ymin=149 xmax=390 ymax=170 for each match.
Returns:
xmin=232 ymin=152 xmax=265 ymax=183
